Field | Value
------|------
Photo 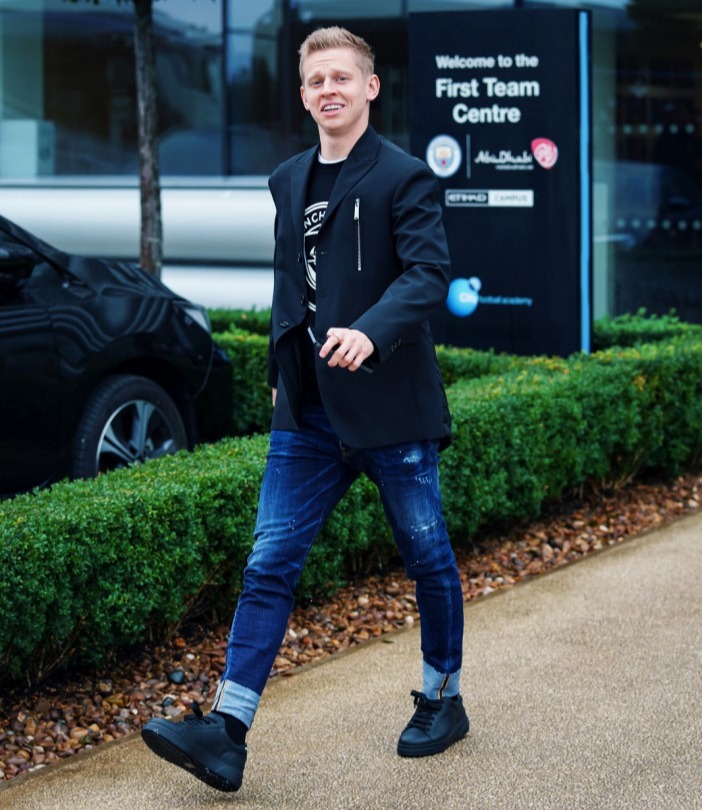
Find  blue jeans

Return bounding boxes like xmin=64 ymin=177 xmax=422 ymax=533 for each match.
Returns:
xmin=213 ymin=404 xmax=464 ymax=727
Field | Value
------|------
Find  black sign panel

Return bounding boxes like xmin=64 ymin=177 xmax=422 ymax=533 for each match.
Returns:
xmin=409 ymin=9 xmax=592 ymax=356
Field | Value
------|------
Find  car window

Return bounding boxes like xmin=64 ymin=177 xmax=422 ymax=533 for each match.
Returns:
xmin=0 ymin=233 xmax=63 ymax=306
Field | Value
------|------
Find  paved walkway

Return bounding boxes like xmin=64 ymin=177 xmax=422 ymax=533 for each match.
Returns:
xmin=2 ymin=511 xmax=701 ymax=810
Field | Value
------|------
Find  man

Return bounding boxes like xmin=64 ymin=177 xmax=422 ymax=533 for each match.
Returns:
xmin=142 ymin=26 xmax=468 ymax=793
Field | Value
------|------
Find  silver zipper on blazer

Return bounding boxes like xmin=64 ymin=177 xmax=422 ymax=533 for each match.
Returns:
xmin=354 ymin=197 xmax=362 ymax=271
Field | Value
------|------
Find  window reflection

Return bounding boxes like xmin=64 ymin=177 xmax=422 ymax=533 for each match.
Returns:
xmin=155 ymin=1 xmax=224 ymax=175
xmin=582 ymin=1 xmax=702 ymax=320
xmin=229 ymin=0 xmax=278 ymax=29
xmin=225 ymin=0 xmax=410 ymax=175
xmin=0 ymin=0 xmax=223 ymax=177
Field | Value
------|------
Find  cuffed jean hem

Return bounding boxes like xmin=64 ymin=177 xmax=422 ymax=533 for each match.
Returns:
xmin=423 ymin=660 xmax=461 ymax=700
xmin=212 ymin=678 xmax=260 ymax=729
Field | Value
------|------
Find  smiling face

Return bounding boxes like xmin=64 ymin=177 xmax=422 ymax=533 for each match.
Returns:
xmin=300 ymin=47 xmax=380 ymax=156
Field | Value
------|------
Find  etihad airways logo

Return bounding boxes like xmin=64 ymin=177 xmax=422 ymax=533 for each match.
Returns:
xmin=445 ymin=189 xmax=534 ymax=208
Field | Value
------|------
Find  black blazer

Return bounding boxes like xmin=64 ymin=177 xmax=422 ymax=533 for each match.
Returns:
xmin=267 ymin=126 xmax=452 ymax=449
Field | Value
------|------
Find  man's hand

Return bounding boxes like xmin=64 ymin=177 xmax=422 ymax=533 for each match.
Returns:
xmin=319 ymin=328 xmax=374 ymax=372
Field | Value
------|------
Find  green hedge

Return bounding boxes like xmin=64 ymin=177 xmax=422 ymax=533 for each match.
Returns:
xmin=0 ymin=436 xmax=265 ymax=684
xmin=0 ymin=438 xmax=391 ymax=686
xmin=217 ymin=309 xmax=702 ymax=435
xmin=441 ymin=337 xmax=702 ymax=538
xmin=2 ymin=331 xmax=701 ymax=686
xmin=214 ymin=328 xmax=271 ymax=435
xmin=216 ymin=325 xmax=520 ymax=436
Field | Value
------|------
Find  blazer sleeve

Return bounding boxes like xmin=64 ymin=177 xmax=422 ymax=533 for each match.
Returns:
xmin=350 ymin=162 xmax=450 ymax=363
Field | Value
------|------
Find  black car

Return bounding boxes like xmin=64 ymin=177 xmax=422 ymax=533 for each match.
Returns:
xmin=0 ymin=214 xmax=232 ymax=496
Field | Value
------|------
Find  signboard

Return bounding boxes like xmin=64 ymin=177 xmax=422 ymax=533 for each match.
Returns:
xmin=409 ymin=9 xmax=592 ymax=356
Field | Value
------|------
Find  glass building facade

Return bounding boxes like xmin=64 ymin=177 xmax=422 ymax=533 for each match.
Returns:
xmin=0 ymin=0 xmax=701 ymax=320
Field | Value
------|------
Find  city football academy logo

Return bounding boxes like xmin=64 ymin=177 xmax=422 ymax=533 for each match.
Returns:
xmin=530 ymin=137 xmax=558 ymax=170
xmin=447 ymin=277 xmax=481 ymax=317
xmin=426 ymin=135 xmax=462 ymax=178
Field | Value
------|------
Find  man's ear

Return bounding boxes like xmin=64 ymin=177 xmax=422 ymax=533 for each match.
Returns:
xmin=300 ymin=86 xmax=309 ymax=110
xmin=366 ymin=74 xmax=380 ymax=102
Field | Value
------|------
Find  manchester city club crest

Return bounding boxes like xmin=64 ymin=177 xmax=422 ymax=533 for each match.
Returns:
xmin=426 ymin=134 xmax=462 ymax=178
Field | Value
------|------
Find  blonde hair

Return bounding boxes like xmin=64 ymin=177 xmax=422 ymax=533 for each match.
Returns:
xmin=299 ymin=26 xmax=375 ymax=82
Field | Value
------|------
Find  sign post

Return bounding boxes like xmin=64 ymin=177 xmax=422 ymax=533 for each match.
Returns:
xmin=409 ymin=9 xmax=592 ymax=356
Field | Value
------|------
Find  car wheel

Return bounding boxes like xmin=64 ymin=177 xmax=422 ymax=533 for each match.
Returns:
xmin=72 ymin=374 xmax=188 ymax=479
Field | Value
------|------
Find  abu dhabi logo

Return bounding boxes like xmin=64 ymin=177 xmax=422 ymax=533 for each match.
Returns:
xmin=474 ymin=149 xmax=533 ymax=170
xmin=426 ymin=134 xmax=462 ymax=178
xmin=447 ymin=277 xmax=534 ymax=317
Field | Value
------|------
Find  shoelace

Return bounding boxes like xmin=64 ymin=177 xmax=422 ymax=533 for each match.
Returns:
xmin=182 ymin=701 xmax=217 ymax=725
xmin=406 ymin=690 xmax=443 ymax=732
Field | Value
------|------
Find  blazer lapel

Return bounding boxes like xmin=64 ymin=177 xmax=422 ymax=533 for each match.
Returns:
xmin=290 ymin=145 xmax=318 ymax=246
xmin=322 ymin=127 xmax=380 ymax=228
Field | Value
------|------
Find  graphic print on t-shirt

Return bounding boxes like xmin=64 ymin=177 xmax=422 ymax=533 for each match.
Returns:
xmin=303 ymin=201 xmax=327 ymax=313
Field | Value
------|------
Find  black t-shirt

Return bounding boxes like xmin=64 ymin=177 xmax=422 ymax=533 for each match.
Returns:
xmin=298 ymin=156 xmax=344 ymax=402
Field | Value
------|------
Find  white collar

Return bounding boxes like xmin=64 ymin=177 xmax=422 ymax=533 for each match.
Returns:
xmin=317 ymin=151 xmax=346 ymax=165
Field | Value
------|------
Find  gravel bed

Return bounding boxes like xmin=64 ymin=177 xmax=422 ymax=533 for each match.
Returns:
xmin=1 ymin=471 xmax=699 ymax=782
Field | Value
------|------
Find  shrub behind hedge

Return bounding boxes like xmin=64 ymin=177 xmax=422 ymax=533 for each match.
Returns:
xmin=592 ymin=308 xmax=702 ymax=350
xmin=208 ymin=308 xmax=271 ymax=336
xmin=212 ymin=306 xmax=702 ymax=353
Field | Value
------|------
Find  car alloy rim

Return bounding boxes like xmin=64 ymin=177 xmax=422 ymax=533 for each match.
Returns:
xmin=95 ymin=399 xmax=180 ymax=473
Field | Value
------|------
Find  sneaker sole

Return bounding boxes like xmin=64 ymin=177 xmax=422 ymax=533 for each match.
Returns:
xmin=141 ymin=721 xmax=243 ymax=792
xmin=397 ymin=715 xmax=470 ymax=758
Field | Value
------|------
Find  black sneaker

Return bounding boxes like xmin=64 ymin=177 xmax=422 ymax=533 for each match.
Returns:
xmin=397 ymin=690 xmax=469 ymax=758
xmin=141 ymin=703 xmax=246 ymax=792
